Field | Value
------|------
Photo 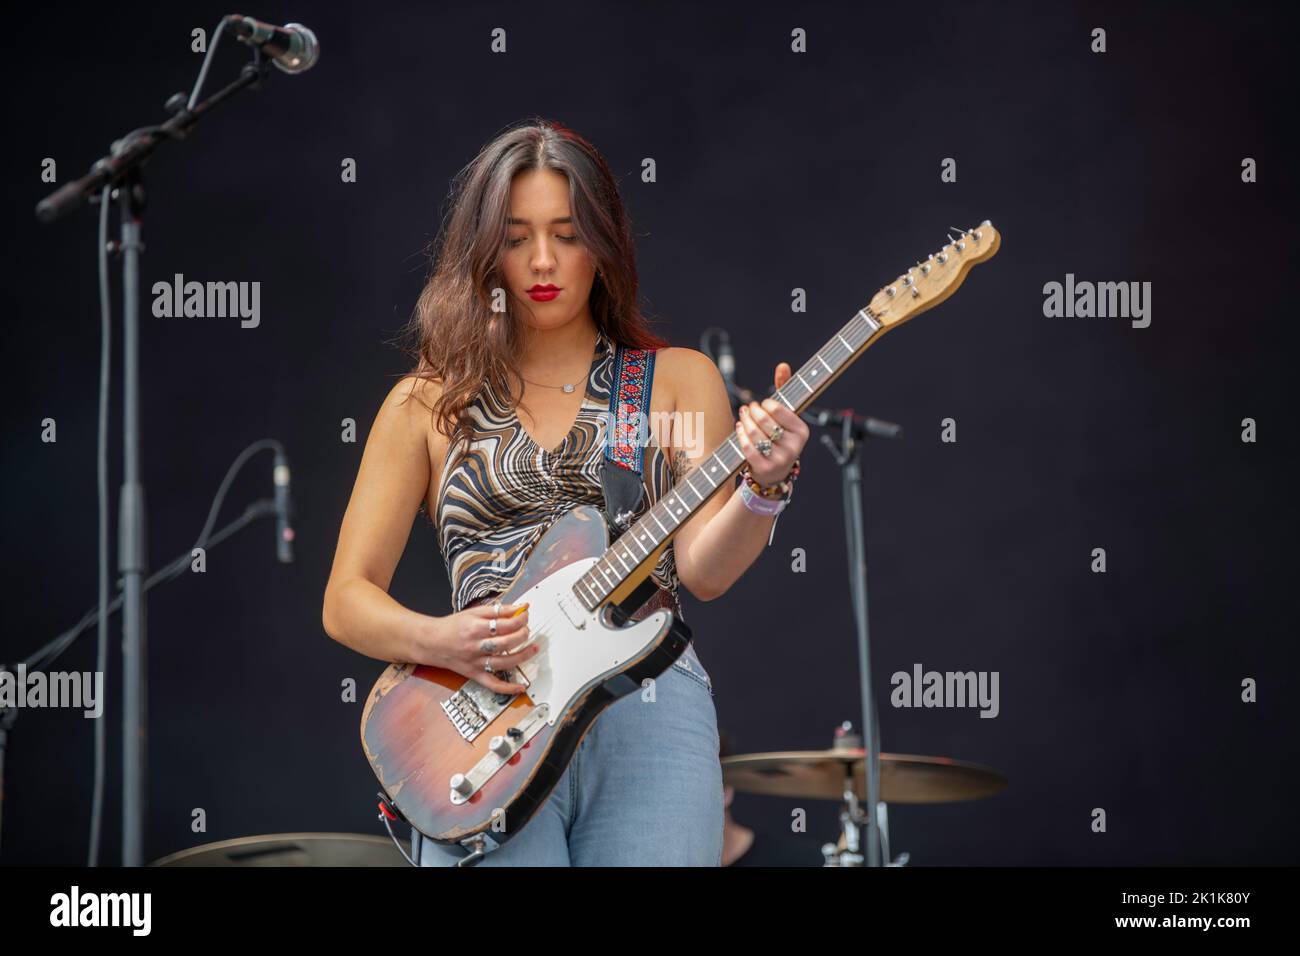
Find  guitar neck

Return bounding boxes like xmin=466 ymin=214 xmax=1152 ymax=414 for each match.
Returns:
xmin=571 ymin=306 xmax=884 ymax=612
xmin=571 ymin=220 xmax=1001 ymax=613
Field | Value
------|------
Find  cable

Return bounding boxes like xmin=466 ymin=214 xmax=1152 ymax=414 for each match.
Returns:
xmin=29 ymin=439 xmax=288 ymax=675
xmin=187 ymin=17 xmax=230 ymax=111
xmin=2 ymin=438 xmax=285 ymax=864
xmin=377 ymin=797 xmax=418 ymax=867
xmin=88 ymin=183 xmax=112 ymax=867
xmin=93 ymin=14 xmax=229 ymax=866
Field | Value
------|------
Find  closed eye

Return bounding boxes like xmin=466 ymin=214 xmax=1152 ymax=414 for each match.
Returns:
xmin=506 ymin=235 xmax=578 ymax=248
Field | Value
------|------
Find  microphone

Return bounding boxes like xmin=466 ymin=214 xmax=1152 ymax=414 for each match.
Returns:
xmin=224 ymin=15 xmax=319 ymax=74
xmin=716 ymin=329 xmax=735 ymax=390
xmin=273 ymin=451 xmax=295 ymax=563
xmin=712 ymin=329 xmax=755 ymax=407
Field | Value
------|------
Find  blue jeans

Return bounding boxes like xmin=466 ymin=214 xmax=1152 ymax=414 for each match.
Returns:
xmin=414 ymin=643 xmax=722 ymax=866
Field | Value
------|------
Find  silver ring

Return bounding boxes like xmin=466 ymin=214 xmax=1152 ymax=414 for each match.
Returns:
xmin=756 ymin=439 xmax=773 ymax=457
xmin=481 ymin=639 xmax=499 ymax=656
xmin=489 ymin=617 xmax=497 ymax=636
xmin=484 ymin=656 xmax=493 ymax=672
xmin=492 ymin=600 xmax=503 ymax=618
xmin=769 ymin=425 xmax=783 ymax=442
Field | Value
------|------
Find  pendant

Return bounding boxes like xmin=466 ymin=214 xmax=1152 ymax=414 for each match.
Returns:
xmin=562 ymin=383 xmax=575 ymax=393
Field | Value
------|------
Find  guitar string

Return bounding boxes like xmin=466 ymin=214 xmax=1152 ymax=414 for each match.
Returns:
xmin=487 ymin=397 xmax=775 ymax=686
xmin=485 ymin=580 xmax=674 ymax=690
xmin=481 ymin=329 xmax=835 ymax=687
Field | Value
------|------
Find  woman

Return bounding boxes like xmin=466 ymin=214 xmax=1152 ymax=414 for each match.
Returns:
xmin=322 ymin=118 xmax=808 ymax=866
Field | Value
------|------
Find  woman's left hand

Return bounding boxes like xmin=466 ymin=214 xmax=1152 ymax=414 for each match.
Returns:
xmin=734 ymin=362 xmax=810 ymax=486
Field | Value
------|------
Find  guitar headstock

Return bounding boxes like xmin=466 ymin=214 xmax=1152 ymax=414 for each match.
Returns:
xmin=866 ymin=221 xmax=1001 ymax=330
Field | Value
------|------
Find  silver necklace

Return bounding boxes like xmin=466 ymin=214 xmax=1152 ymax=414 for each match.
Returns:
xmin=520 ymin=376 xmax=579 ymax=394
xmin=518 ymin=333 xmax=601 ymax=394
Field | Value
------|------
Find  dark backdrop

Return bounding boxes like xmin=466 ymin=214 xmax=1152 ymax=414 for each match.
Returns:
xmin=3 ymin=0 xmax=1296 ymax=866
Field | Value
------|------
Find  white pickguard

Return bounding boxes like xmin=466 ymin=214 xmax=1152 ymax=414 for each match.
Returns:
xmin=504 ymin=558 xmax=670 ymax=724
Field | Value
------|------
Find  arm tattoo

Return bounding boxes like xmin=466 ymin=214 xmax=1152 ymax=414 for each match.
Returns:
xmin=671 ymin=450 xmax=695 ymax=483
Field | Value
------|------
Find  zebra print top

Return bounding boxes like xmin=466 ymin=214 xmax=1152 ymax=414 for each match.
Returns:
xmin=433 ymin=329 xmax=684 ymax=618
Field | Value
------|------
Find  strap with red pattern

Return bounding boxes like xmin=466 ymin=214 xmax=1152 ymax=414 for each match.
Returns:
xmin=604 ymin=345 xmax=656 ymax=475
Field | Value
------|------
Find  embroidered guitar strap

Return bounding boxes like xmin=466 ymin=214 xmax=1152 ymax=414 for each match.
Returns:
xmin=599 ymin=340 xmax=684 ymax=624
xmin=601 ymin=341 xmax=655 ymax=537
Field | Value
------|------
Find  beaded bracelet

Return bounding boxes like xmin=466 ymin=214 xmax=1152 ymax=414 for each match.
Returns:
xmin=739 ymin=456 xmax=801 ymax=500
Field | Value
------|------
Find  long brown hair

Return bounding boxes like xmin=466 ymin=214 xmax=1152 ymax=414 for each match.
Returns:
xmin=398 ymin=117 xmax=670 ymax=470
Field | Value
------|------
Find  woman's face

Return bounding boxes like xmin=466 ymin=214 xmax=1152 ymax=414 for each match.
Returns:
xmin=501 ymin=167 xmax=598 ymax=333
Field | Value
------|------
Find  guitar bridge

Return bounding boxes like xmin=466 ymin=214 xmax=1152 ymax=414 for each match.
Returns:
xmin=441 ymin=671 xmax=530 ymax=742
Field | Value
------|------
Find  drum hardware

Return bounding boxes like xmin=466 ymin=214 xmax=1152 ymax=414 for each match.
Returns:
xmin=722 ymin=722 xmax=1008 ymax=866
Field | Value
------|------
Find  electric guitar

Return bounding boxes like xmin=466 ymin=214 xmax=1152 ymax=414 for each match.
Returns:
xmin=360 ymin=222 xmax=1002 ymax=852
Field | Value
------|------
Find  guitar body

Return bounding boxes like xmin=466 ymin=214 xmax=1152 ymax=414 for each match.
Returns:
xmin=360 ymin=504 xmax=692 ymax=847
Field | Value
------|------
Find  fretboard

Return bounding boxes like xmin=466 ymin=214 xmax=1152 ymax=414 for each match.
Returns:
xmin=572 ymin=305 xmax=884 ymax=611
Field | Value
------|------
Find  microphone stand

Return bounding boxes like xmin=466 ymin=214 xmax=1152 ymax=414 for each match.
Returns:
xmin=0 ymin=489 xmax=287 ymax=862
xmin=815 ymin=404 xmax=899 ymax=868
xmin=723 ymin=375 xmax=901 ymax=868
xmin=35 ymin=48 xmax=275 ymax=867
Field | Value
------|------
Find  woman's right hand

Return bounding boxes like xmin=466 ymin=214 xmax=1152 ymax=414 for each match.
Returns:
xmin=416 ymin=600 xmax=537 ymax=694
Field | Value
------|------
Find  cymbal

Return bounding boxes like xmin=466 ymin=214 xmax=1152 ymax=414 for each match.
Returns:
xmin=722 ymin=750 xmax=1007 ymax=804
xmin=150 ymin=832 xmax=409 ymax=867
